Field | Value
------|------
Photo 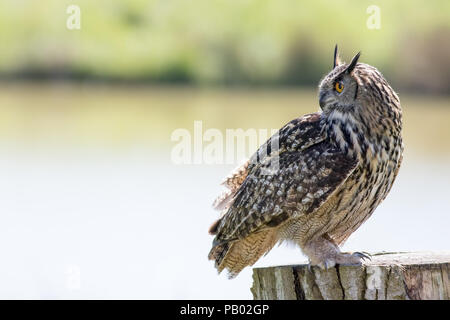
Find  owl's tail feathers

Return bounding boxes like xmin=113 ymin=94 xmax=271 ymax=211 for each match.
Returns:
xmin=208 ymin=230 xmax=277 ymax=279
xmin=208 ymin=241 xmax=231 ymax=271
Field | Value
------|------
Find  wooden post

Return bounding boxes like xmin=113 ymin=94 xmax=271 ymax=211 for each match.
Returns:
xmin=251 ymin=252 xmax=450 ymax=300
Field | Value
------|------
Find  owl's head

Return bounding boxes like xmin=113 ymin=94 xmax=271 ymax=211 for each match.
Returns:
xmin=318 ymin=45 xmax=364 ymax=112
xmin=318 ymin=45 xmax=401 ymax=117
xmin=318 ymin=46 xmax=402 ymax=141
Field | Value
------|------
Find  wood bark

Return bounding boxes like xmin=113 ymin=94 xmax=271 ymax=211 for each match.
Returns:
xmin=251 ymin=252 xmax=450 ymax=300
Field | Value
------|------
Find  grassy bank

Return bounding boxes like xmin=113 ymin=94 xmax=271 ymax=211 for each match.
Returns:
xmin=0 ymin=1 xmax=449 ymax=92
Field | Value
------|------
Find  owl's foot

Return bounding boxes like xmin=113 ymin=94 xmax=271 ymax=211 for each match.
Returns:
xmin=333 ymin=251 xmax=371 ymax=266
xmin=310 ymin=251 xmax=370 ymax=270
xmin=303 ymin=237 xmax=370 ymax=270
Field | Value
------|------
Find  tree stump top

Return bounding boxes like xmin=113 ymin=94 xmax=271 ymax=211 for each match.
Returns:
xmin=251 ymin=251 xmax=450 ymax=300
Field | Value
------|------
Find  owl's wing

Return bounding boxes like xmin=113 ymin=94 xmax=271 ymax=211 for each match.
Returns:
xmin=212 ymin=113 xmax=359 ymax=246
xmin=209 ymin=112 xmax=324 ymax=234
xmin=211 ymin=160 xmax=250 ymax=212
xmin=210 ymin=113 xmax=323 ymax=222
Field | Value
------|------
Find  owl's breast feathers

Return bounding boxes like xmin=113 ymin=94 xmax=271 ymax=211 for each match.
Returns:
xmin=209 ymin=112 xmax=360 ymax=248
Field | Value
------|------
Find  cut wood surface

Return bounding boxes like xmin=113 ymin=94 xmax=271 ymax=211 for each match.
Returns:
xmin=251 ymin=252 xmax=450 ymax=300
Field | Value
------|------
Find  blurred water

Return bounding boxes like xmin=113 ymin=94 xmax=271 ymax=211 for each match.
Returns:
xmin=0 ymin=84 xmax=448 ymax=299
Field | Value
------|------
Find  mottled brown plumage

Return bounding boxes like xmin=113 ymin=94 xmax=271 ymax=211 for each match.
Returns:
xmin=208 ymin=46 xmax=403 ymax=278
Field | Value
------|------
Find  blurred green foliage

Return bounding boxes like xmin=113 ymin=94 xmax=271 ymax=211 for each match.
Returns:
xmin=0 ymin=0 xmax=449 ymax=92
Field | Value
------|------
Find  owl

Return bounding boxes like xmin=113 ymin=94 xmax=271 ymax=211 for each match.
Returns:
xmin=208 ymin=46 xmax=403 ymax=278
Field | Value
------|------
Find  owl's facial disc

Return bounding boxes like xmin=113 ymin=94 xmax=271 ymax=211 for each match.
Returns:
xmin=319 ymin=72 xmax=359 ymax=112
xmin=319 ymin=49 xmax=362 ymax=111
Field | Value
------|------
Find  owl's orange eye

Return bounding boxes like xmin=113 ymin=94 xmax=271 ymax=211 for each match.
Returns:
xmin=335 ymin=82 xmax=344 ymax=93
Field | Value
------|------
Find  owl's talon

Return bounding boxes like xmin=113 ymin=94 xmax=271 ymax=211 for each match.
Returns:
xmin=362 ymin=251 xmax=372 ymax=260
xmin=353 ymin=251 xmax=371 ymax=261
xmin=331 ymin=251 xmax=369 ymax=266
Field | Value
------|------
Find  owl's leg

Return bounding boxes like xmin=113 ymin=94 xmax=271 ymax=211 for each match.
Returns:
xmin=302 ymin=236 xmax=370 ymax=269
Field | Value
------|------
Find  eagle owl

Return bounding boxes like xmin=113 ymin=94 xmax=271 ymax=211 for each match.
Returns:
xmin=208 ymin=46 xmax=403 ymax=278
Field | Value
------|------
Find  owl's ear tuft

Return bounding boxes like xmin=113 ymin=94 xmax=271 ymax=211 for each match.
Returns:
xmin=333 ymin=44 xmax=341 ymax=68
xmin=345 ymin=51 xmax=361 ymax=74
